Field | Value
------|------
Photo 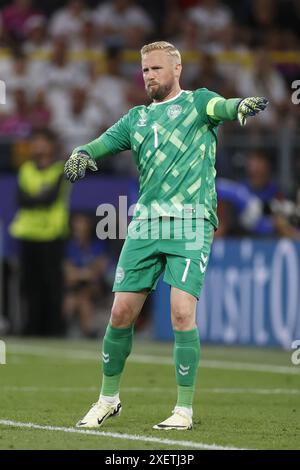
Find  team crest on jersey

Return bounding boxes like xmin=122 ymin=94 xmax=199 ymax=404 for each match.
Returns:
xmin=137 ymin=109 xmax=147 ymax=126
xmin=115 ymin=266 xmax=125 ymax=283
xmin=167 ymin=104 xmax=182 ymax=120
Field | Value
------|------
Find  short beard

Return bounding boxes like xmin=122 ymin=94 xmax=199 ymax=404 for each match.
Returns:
xmin=146 ymin=82 xmax=173 ymax=101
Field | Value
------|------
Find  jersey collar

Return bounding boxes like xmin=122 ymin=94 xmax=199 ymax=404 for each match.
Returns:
xmin=149 ymin=90 xmax=185 ymax=107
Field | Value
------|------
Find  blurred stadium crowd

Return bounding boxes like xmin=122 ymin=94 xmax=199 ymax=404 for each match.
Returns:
xmin=0 ymin=0 xmax=300 ymax=337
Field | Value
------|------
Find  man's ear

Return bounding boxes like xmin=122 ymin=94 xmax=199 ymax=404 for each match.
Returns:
xmin=175 ymin=63 xmax=182 ymax=79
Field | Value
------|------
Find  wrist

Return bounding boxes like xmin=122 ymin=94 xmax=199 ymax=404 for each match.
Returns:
xmin=73 ymin=148 xmax=91 ymax=158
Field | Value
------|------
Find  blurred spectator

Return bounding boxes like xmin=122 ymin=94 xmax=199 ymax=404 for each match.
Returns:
xmin=1 ymin=0 xmax=39 ymax=44
xmin=0 ymin=88 xmax=32 ymax=138
xmin=205 ymin=23 xmax=250 ymax=80
xmin=172 ymin=17 xmax=202 ymax=52
xmin=214 ymin=150 xmax=292 ymax=237
xmin=70 ymin=12 xmax=97 ymax=51
xmin=162 ymin=0 xmax=183 ymax=42
xmin=70 ymin=12 xmax=104 ymax=75
xmin=242 ymin=149 xmax=299 ymax=238
xmin=42 ymin=37 xmax=86 ymax=114
xmin=90 ymin=46 xmax=132 ymax=125
xmin=189 ymin=53 xmax=235 ymax=97
xmin=94 ymin=0 xmax=154 ymax=48
xmin=236 ymin=49 xmax=289 ymax=130
xmin=206 ymin=22 xmax=249 ymax=54
xmin=1 ymin=49 xmax=42 ymax=113
xmin=30 ymin=90 xmax=52 ymax=131
xmin=52 ymin=85 xmax=105 ymax=154
xmin=215 ymin=177 xmax=263 ymax=237
xmin=239 ymin=0 xmax=279 ymax=46
xmin=9 ymin=129 xmax=69 ymax=335
xmin=49 ymin=0 xmax=88 ymax=39
xmin=63 ymin=212 xmax=108 ymax=337
xmin=23 ymin=14 xmax=51 ymax=56
xmin=186 ymin=0 xmax=232 ymax=47
xmin=278 ymin=0 xmax=300 ymax=37
xmin=244 ymin=149 xmax=281 ymax=220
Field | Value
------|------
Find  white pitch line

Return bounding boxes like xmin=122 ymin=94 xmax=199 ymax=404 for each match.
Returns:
xmin=201 ymin=387 xmax=300 ymax=395
xmin=131 ymin=355 xmax=300 ymax=375
xmin=200 ymin=359 xmax=300 ymax=375
xmin=1 ymin=386 xmax=300 ymax=396
xmin=0 ymin=419 xmax=247 ymax=451
xmin=6 ymin=344 xmax=300 ymax=375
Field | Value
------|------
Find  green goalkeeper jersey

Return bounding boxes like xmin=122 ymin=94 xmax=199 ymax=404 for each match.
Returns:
xmin=77 ymin=88 xmax=240 ymax=229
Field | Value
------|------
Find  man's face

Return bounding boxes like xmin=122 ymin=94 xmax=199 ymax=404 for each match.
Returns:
xmin=247 ymin=154 xmax=270 ymax=189
xmin=31 ymin=136 xmax=54 ymax=168
xmin=142 ymin=50 xmax=181 ymax=101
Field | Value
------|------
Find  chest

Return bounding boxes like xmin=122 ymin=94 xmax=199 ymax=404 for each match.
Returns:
xmin=131 ymin=103 xmax=201 ymax=153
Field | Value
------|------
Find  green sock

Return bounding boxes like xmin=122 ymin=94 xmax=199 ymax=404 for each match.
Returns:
xmin=100 ymin=323 xmax=134 ymax=397
xmin=173 ymin=328 xmax=200 ymax=408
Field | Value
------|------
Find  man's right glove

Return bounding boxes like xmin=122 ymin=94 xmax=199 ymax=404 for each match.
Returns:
xmin=237 ymin=97 xmax=268 ymax=126
xmin=64 ymin=151 xmax=98 ymax=183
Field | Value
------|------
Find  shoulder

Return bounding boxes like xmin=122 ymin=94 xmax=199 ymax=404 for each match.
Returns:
xmin=192 ymin=87 xmax=221 ymax=99
xmin=192 ymin=88 xmax=223 ymax=112
xmin=128 ymin=104 xmax=148 ymax=115
xmin=119 ymin=105 xmax=149 ymax=124
xmin=19 ymin=161 xmax=35 ymax=175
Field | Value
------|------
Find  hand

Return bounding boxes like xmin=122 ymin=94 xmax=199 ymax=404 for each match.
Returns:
xmin=237 ymin=97 xmax=268 ymax=126
xmin=64 ymin=151 xmax=98 ymax=183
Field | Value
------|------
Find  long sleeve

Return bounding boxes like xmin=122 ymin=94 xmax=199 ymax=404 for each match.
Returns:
xmin=74 ymin=137 xmax=112 ymax=161
xmin=74 ymin=111 xmax=132 ymax=161
xmin=206 ymin=97 xmax=241 ymax=122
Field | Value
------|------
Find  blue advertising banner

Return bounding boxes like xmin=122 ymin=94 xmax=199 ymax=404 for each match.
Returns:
xmin=153 ymin=239 xmax=300 ymax=348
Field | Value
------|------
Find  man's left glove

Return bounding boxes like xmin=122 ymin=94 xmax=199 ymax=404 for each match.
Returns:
xmin=64 ymin=151 xmax=98 ymax=183
xmin=237 ymin=97 xmax=268 ymax=126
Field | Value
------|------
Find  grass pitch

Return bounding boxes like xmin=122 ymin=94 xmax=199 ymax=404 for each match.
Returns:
xmin=0 ymin=337 xmax=299 ymax=450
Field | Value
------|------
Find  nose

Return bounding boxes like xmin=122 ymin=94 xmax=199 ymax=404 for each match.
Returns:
xmin=145 ymin=69 xmax=156 ymax=82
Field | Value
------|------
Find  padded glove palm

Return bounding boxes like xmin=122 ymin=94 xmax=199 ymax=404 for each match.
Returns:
xmin=64 ymin=151 xmax=97 ymax=183
xmin=237 ymin=97 xmax=268 ymax=126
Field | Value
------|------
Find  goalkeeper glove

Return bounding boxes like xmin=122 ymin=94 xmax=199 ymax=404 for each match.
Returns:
xmin=64 ymin=151 xmax=98 ymax=183
xmin=237 ymin=97 xmax=268 ymax=126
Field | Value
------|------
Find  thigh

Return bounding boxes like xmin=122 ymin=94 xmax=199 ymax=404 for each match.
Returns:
xmin=163 ymin=219 xmax=214 ymax=299
xmin=113 ymin=224 xmax=165 ymax=294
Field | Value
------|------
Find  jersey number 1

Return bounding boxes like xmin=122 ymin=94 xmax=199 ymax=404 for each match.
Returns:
xmin=152 ymin=124 xmax=158 ymax=148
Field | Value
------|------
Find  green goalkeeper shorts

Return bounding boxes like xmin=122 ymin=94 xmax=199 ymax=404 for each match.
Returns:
xmin=112 ymin=217 xmax=214 ymax=299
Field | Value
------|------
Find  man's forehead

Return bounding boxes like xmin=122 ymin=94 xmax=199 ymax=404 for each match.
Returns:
xmin=142 ymin=50 xmax=172 ymax=67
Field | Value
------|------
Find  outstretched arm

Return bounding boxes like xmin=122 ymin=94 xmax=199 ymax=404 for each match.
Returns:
xmin=64 ymin=112 xmax=131 ymax=183
xmin=64 ymin=138 xmax=111 ymax=183
xmin=206 ymin=96 xmax=268 ymax=126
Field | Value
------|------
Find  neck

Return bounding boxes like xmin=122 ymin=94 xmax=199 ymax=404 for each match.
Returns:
xmin=153 ymin=86 xmax=182 ymax=103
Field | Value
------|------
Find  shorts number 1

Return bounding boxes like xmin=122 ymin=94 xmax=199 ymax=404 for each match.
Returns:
xmin=181 ymin=258 xmax=191 ymax=283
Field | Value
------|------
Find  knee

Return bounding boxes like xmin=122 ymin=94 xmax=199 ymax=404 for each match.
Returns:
xmin=172 ymin=308 xmax=195 ymax=331
xmin=110 ymin=302 xmax=134 ymax=328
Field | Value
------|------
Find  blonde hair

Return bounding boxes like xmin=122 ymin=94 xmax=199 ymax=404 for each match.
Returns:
xmin=141 ymin=41 xmax=181 ymax=65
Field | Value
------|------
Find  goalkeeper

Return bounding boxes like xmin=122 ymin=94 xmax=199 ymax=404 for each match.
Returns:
xmin=65 ymin=41 xmax=268 ymax=431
